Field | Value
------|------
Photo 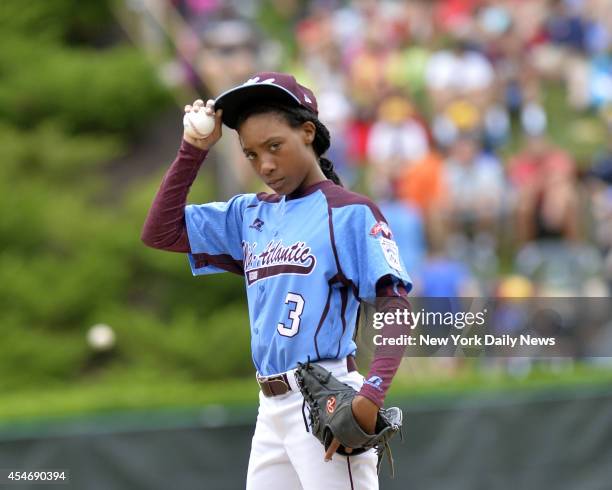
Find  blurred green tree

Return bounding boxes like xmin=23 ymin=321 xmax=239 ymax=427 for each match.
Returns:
xmin=0 ymin=1 xmax=250 ymax=392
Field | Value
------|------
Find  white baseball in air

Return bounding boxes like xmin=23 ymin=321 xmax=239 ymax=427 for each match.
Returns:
xmin=87 ymin=323 xmax=116 ymax=352
xmin=183 ymin=110 xmax=215 ymax=139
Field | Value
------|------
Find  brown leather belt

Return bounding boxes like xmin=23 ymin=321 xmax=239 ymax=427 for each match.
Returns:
xmin=257 ymin=356 xmax=358 ymax=398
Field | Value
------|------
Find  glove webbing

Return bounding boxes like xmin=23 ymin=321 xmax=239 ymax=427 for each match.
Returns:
xmin=375 ymin=425 xmax=403 ymax=477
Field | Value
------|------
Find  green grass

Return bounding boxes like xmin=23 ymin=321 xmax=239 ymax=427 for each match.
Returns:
xmin=0 ymin=371 xmax=258 ymax=423
xmin=388 ymin=361 xmax=612 ymax=404
xmin=1 ymin=362 xmax=612 ymax=426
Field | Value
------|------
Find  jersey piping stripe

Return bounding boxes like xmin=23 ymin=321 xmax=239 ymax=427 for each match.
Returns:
xmin=192 ymin=252 xmax=244 ymax=275
xmin=325 ymin=203 xmax=350 ymax=286
xmin=347 ymin=457 xmax=355 ymax=490
xmin=324 ymin=203 xmax=358 ymax=298
xmin=335 ymin=286 xmax=349 ymax=359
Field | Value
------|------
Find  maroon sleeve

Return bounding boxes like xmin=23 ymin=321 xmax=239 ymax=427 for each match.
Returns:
xmin=358 ymin=275 xmax=410 ymax=408
xmin=141 ymin=140 xmax=208 ymax=253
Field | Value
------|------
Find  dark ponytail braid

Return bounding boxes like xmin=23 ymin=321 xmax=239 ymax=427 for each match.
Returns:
xmin=310 ymin=117 xmax=342 ymax=186
xmin=318 ymin=157 xmax=340 ymax=185
xmin=235 ymin=102 xmax=343 ymax=186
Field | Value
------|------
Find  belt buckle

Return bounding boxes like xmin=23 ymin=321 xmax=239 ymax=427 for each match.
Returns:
xmin=257 ymin=373 xmax=290 ymax=397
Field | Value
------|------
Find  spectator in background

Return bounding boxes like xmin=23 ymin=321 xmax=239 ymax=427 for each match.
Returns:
xmin=546 ymin=0 xmax=587 ymax=52
xmin=396 ymin=151 xmax=448 ymax=253
xmin=345 ymin=8 xmax=395 ymax=108
xmin=383 ymin=1 xmax=432 ymax=99
xmin=294 ymin=6 xmax=341 ymax=91
xmin=433 ymin=99 xmax=483 ymax=149
xmin=433 ymin=0 xmax=480 ymax=40
xmin=530 ymin=0 xmax=612 ymax=110
xmin=425 ymin=41 xmax=495 ymax=113
xmin=475 ymin=0 xmax=513 ymax=47
xmin=442 ymin=131 xmax=505 ymax=238
xmin=366 ymin=94 xmax=430 ymax=198
xmin=194 ymin=19 xmax=261 ymax=94
xmin=196 ymin=18 xmax=267 ymax=196
xmin=416 ymin=240 xmax=479 ymax=297
xmin=509 ymin=131 xmax=580 ymax=246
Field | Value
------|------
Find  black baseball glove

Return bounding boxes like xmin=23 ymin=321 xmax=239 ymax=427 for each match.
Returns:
xmin=294 ymin=361 xmax=403 ymax=476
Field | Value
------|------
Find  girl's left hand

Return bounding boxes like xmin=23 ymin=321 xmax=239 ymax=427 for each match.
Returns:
xmin=323 ymin=395 xmax=378 ymax=461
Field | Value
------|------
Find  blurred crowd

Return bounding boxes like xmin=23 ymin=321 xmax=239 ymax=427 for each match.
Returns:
xmin=157 ymin=0 xmax=612 ymax=301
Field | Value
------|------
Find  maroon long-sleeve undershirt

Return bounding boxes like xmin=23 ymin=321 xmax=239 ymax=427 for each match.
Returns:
xmin=141 ymin=140 xmax=207 ymax=252
xmin=141 ymin=140 xmax=410 ymax=407
xmin=359 ymin=278 xmax=410 ymax=408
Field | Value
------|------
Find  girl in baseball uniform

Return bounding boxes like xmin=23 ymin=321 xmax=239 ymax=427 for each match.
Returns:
xmin=142 ymin=72 xmax=412 ymax=489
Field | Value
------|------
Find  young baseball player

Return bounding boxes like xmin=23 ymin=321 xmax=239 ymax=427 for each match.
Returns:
xmin=142 ymin=72 xmax=412 ymax=489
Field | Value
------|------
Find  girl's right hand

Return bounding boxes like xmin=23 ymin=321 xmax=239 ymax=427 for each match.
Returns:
xmin=183 ymin=99 xmax=223 ymax=151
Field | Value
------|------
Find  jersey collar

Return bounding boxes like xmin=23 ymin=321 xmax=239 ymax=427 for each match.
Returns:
xmin=286 ymin=179 xmax=335 ymax=201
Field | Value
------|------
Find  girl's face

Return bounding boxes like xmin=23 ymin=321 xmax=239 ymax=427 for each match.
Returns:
xmin=238 ymin=112 xmax=324 ymax=195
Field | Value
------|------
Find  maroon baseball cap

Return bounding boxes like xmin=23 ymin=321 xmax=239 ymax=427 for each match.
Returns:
xmin=214 ymin=72 xmax=318 ymax=129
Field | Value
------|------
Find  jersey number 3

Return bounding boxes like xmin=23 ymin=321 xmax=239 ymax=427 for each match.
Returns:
xmin=277 ymin=292 xmax=305 ymax=337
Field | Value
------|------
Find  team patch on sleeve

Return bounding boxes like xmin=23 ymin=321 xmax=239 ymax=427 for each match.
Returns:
xmin=379 ymin=237 xmax=403 ymax=272
xmin=369 ymin=221 xmax=403 ymax=272
xmin=369 ymin=221 xmax=393 ymax=239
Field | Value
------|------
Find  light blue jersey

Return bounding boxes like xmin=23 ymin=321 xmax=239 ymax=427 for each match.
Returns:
xmin=185 ymin=180 xmax=411 ymax=376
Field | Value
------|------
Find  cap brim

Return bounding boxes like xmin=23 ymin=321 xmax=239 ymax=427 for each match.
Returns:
xmin=214 ymin=84 xmax=301 ymax=129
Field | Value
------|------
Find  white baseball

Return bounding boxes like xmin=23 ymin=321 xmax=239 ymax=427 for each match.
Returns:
xmin=183 ymin=110 xmax=215 ymax=139
xmin=87 ymin=323 xmax=116 ymax=352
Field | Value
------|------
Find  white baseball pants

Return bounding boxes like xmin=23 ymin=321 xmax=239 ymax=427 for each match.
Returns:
xmin=246 ymin=359 xmax=379 ymax=490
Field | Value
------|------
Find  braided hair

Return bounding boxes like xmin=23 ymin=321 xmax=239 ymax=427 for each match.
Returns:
xmin=235 ymin=102 xmax=343 ymax=186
